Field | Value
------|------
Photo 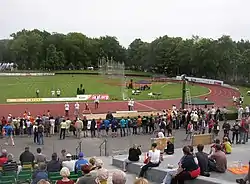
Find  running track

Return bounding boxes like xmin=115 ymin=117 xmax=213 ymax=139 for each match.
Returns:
xmin=0 ymin=83 xmax=240 ymax=117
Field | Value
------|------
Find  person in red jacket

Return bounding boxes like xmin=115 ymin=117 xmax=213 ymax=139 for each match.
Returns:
xmin=0 ymin=149 xmax=8 ymax=166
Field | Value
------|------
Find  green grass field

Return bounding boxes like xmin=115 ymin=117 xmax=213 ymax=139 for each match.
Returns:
xmin=0 ymin=75 xmax=209 ymax=103
xmin=237 ymin=86 xmax=250 ymax=105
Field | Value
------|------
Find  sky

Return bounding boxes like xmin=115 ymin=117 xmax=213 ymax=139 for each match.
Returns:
xmin=0 ymin=0 xmax=250 ymax=47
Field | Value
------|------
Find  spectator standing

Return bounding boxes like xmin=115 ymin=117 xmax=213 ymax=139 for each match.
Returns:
xmin=38 ymin=123 xmax=44 ymax=145
xmin=3 ymin=122 xmax=15 ymax=146
xmin=35 ymin=148 xmax=47 ymax=164
xmin=19 ymin=147 xmax=35 ymax=167
xmin=33 ymin=122 xmax=39 ymax=144
xmin=60 ymin=120 xmax=67 ymax=140
xmin=90 ymin=119 xmax=96 ymax=138
xmin=82 ymin=116 xmax=88 ymax=138
xmin=120 ymin=117 xmax=126 ymax=137
xmin=222 ymin=121 xmax=231 ymax=138
xmin=232 ymin=120 xmax=240 ymax=144
xmin=49 ymin=117 xmax=55 ymax=135
xmin=75 ymin=118 xmax=83 ymax=139
xmin=47 ymin=153 xmax=62 ymax=172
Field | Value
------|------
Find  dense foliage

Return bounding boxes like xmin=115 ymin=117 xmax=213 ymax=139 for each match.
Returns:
xmin=0 ymin=29 xmax=250 ymax=83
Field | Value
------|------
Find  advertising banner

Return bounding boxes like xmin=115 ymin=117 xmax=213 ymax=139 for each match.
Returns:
xmin=7 ymin=94 xmax=110 ymax=103
xmin=176 ymin=76 xmax=223 ymax=85
xmin=0 ymin=73 xmax=55 ymax=76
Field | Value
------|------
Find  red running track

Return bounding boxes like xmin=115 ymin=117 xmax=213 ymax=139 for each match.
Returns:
xmin=0 ymin=84 xmax=240 ymax=117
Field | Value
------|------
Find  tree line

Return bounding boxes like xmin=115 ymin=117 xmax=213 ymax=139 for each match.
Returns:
xmin=0 ymin=29 xmax=250 ymax=83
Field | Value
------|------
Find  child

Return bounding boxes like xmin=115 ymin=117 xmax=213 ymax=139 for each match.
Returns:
xmin=222 ymin=137 xmax=232 ymax=154
xmin=209 ymin=139 xmax=220 ymax=155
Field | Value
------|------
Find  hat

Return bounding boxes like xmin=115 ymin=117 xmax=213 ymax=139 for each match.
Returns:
xmin=66 ymin=153 xmax=72 ymax=157
xmin=78 ymin=152 xmax=84 ymax=157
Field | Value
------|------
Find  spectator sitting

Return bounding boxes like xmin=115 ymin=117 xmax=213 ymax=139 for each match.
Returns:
xmin=37 ymin=179 xmax=50 ymax=184
xmin=170 ymin=146 xmax=200 ymax=184
xmin=94 ymin=158 xmax=109 ymax=184
xmin=188 ymin=145 xmax=198 ymax=165
xmin=74 ymin=152 xmax=88 ymax=173
xmin=3 ymin=153 xmax=18 ymax=173
xmin=62 ymin=153 xmax=75 ymax=172
xmin=222 ymin=137 xmax=232 ymax=154
xmin=134 ymin=178 xmax=148 ymax=184
xmin=236 ymin=160 xmax=250 ymax=184
xmin=123 ymin=144 xmax=142 ymax=172
xmin=164 ymin=141 xmax=174 ymax=155
xmin=112 ymin=170 xmax=126 ymax=184
xmin=209 ymin=139 xmax=220 ymax=155
xmin=59 ymin=149 xmax=67 ymax=163
xmin=56 ymin=167 xmax=74 ymax=184
xmin=208 ymin=144 xmax=227 ymax=173
xmin=0 ymin=149 xmax=8 ymax=166
xmin=76 ymin=164 xmax=98 ymax=184
xmin=47 ymin=153 xmax=62 ymax=172
xmin=138 ymin=143 xmax=160 ymax=178
xmin=32 ymin=163 xmax=48 ymax=184
xmin=195 ymin=144 xmax=210 ymax=177
xmin=19 ymin=147 xmax=35 ymax=167
xmin=89 ymin=157 xmax=96 ymax=171
xmin=35 ymin=148 xmax=47 ymax=164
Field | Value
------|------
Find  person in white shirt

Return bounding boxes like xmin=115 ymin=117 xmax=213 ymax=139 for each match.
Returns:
xmin=130 ymin=99 xmax=135 ymax=111
xmin=94 ymin=96 xmax=100 ymax=109
xmin=56 ymin=89 xmax=61 ymax=97
xmin=36 ymin=89 xmax=40 ymax=98
xmin=128 ymin=99 xmax=132 ymax=111
xmin=238 ymin=106 xmax=244 ymax=120
xmin=74 ymin=102 xmax=80 ymax=116
xmin=192 ymin=112 xmax=199 ymax=131
xmin=62 ymin=153 xmax=75 ymax=172
xmin=210 ymin=107 xmax=216 ymax=119
xmin=245 ymin=106 xmax=249 ymax=117
xmin=51 ymin=90 xmax=55 ymax=97
xmin=138 ymin=143 xmax=160 ymax=178
xmin=49 ymin=118 xmax=55 ymax=135
xmin=64 ymin=102 xmax=70 ymax=117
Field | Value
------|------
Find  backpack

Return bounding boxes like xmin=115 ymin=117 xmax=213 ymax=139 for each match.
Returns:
xmin=38 ymin=125 xmax=43 ymax=133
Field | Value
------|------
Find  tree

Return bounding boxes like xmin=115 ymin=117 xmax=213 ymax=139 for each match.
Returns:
xmin=1 ymin=29 xmax=250 ymax=85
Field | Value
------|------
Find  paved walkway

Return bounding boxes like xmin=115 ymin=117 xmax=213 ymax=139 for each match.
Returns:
xmin=0 ymin=120 xmax=232 ymax=158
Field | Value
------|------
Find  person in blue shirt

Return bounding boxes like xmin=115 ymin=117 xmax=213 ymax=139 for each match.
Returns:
xmin=74 ymin=152 xmax=88 ymax=173
xmin=120 ymin=117 xmax=126 ymax=137
xmin=104 ymin=119 xmax=110 ymax=136
xmin=3 ymin=122 xmax=15 ymax=146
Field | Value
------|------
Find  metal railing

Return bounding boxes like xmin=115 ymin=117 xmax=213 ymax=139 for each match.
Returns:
xmin=99 ymin=139 xmax=108 ymax=156
xmin=76 ymin=140 xmax=82 ymax=156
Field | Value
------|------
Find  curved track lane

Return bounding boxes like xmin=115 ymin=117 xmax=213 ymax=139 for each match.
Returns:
xmin=0 ymin=83 xmax=240 ymax=117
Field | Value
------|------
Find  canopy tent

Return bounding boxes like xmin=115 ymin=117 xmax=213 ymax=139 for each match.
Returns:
xmin=181 ymin=98 xmax=215 ymax=106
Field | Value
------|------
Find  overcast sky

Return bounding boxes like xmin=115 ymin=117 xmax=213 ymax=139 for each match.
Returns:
xmin=0 ymin=0 xmax=249 ymax=47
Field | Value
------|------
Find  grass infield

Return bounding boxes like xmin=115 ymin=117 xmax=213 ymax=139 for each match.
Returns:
xmin=0 ymin=75 xmax=209 ymax=103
